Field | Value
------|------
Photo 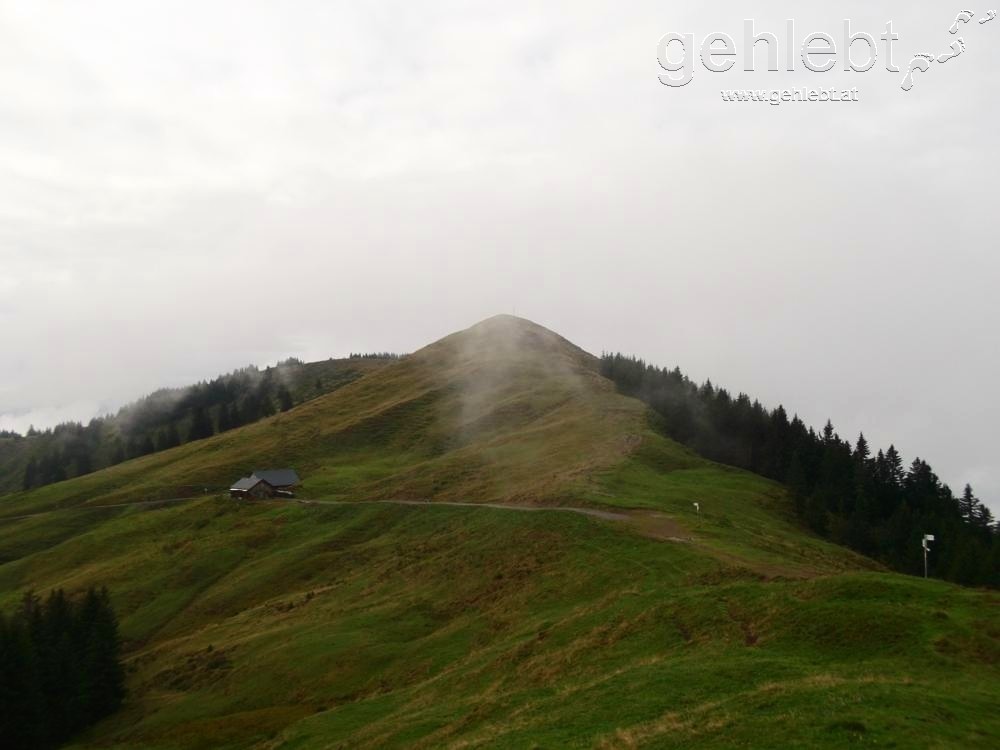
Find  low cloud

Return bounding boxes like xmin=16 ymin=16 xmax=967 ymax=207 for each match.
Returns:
xmin=0 ymin=401 xmax=106 ymax=434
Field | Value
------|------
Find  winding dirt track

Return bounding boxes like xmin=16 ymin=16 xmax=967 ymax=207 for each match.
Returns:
xmin=0 ymin=495 xmax=629 ymax=523
xmin=2 ymin=494 xmax=840 ymax=581
xmin=12 ymin=495 xmax=842 ymax=581
xmin=0 ymin=496 xmax=693 ymax=545
xmin=308 ymin=498 xmax=630 ymax=521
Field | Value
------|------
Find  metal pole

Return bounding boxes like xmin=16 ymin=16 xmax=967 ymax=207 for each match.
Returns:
xmin=924 ymin=545 xmax=928 ymax=578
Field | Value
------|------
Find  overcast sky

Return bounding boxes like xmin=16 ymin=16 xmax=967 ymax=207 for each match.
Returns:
xmin=0 ymin=2 xmax=996 ymax=508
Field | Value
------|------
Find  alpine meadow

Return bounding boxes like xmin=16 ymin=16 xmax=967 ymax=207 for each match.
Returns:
xmin=0 ymin=316 xmax=996 ymax=749
xmin=2 ymin=6 xmax=999 ymax=746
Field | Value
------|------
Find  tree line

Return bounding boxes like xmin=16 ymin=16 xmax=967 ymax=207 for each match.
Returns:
xmin=7 ymin=353 xmax=411 ymax=495
xmin=8 ymin=355 xmax=406 ymax=495
xmin=0 ymin=588 xmax=125 ymax=748
xmin=18 ymin=366 xmax=295 ymax=492
xmin=600 ymin=353 xmax=999 ymax=587
xmin=348 ymin=352 xmax=403 ymax=360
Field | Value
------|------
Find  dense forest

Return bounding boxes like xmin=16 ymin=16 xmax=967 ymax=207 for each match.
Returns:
xmin=1 ymin=355 xmax=398 ymax=496
xmin=601 ymin=354 xmax=999 ymax=587
xmin=347 ymin=352 xmax=403 ymax=360
xmin=0 ymin=588 xmax=125 ymax=748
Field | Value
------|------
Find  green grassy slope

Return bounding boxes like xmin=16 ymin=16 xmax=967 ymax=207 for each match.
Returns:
xmin=1 ymin=501 xmax=995 ymax=749
xmin=0 ymin=317 xmax=656 ymax=519
xmin=0 ymin=316 xmax=996 ymax=748
xmin=0 ymin=356 xmax=390 ymax=496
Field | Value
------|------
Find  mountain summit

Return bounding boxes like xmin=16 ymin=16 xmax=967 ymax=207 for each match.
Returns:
xmin=8 ymin=315 xmax=657 ymax=510
xmin=1 ymin=317 xmax=996 ymax=749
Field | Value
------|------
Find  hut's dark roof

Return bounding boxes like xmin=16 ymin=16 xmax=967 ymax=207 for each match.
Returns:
xmin=230 ymin=476 xmax=270 ymax=492
xmin=251 ymin=469 xmax=300 ymax=487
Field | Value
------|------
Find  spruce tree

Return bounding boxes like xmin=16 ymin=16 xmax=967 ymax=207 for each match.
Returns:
xmin=77 ymin=588 xmax=125 ymax=721
xmin=885 ymin=445 xmax=904 ymax=486
xmin=187 ymin=406 xmax=214 ymax=442
xmin=156 ymin=423 xmax=181 ymax=452
xmin=974 ymin=503 xmax=995 ymax=530
xmin=229 ymin=402 xmax=244 ymax=429
xmin=259 ymin=392 xmax=276 ymax=418
xmin=959 ymin=484 xmax=979 ymax=522
xmin=241 ymin=394 xmax=261 ymax=424
xmin=74 ymin=450 xmax=93 ymax=477
xmin=0 ymin=613 xmax=47 ymax=749
xmin=110 ymin=438 xmax=125 ymax=465
xmin=1 ymin=587 xmax=126 ymax=745
xmin=23 ymin=456 xmax=38 ymax=490
xmin=853 ymin=433 xmax=870 ymax=462
xmin=822 ymin=420 xmax=836 ymax=443
xmin=217 ymin=404 xmax=232 ymax=433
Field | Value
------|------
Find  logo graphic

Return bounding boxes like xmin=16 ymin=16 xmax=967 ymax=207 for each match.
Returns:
xmin=657 ymin=10 xmax=997 ymax=97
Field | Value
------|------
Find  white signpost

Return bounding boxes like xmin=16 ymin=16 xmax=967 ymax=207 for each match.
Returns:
xmin=922 ymin=534 xmax=935 ymax=578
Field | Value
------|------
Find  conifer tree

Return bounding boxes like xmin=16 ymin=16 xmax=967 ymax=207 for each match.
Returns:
xmin=885 ymin=445 xmax=904 ymax=486
xmin=974 ymin=503 xmax=995 ymax=530
xmin=959 ymin=484 xmax=979 ymax=521
xmin=110 ymin=438 xmax=125 ymax=465
xmin=0 ymin=586 xmax=125 ymax=746
xmin=217 ymin=404 xmax=232 ymax=433
xmin=187 ymin=406 xmax=214 ymax=442
xmin=0 ymin=612 xmax=46 ymax=749
xmin=853 ymin=433 xmax=870 ymax=462
xmin=278 ymin=385 xmax=294 ymax=412
xmin=259 ymin=390 xmax=276 ymax=418
xmin=167 ymin=423 xmax=180 ymax=449
xmin=229 ymin=402 xmax=244 ymax=429
xmin=23 ymin=456 xmax=38 ymax=490
xmin=822 ymin=420 xmax=836 ymax=443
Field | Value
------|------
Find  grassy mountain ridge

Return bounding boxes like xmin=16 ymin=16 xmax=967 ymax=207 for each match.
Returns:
xmin=1 ymin=316 xmax=651 ymax=514
xmin=0 ymin=315 xmax=996 ymax=748
xmin=0 ymin=356 xmax=394 ymax=496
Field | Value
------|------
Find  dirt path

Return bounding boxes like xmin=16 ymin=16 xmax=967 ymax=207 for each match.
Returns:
xmin=2 ymin=495 xmax=825 ymax=580
xmin=308 ymin=497 xmax=630 ymax=522
xmin=625 ymin=511 xmax=695 ymax=543
xmin=0 ymin=496 xmax=691 ymax=545
xmin=0 ymin=495 xmax=650 ymax=534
